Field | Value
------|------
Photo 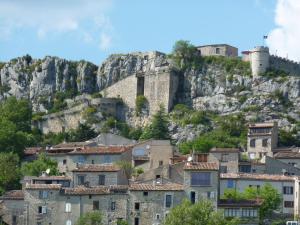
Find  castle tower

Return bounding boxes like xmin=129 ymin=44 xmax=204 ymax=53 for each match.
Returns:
xmin=249 ymin=46 xmax=270 ymax=78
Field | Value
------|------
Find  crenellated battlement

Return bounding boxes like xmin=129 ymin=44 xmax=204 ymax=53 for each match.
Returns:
xmin=269 ymin=55 xmax=300 ymax=76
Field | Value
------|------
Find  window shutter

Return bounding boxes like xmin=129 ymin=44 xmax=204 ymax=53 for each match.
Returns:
xmin=42 ymin=206 xmax=47 ymax=214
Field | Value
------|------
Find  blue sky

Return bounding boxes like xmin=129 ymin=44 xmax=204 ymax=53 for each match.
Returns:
xmin=1 ymin=0 xmax=297 ymax=65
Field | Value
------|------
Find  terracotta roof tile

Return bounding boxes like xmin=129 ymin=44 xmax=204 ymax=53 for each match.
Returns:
xmin=210 ymin=147 xmax=240 ymax=153
xmin=33 ymin=176 xmax=71 ymax=181
xmin=64 ymin=186 xmax=110 ymax=195
xmin=24 ymin=147 xmax=43 ymax=155
xmin=274 ymin=151 xmax=300 ymax=159
xmin=25 ymin=184 xmax=62 ymax=190
xmin=129 ymin=183 xmax=184 ymax=191
xmin=73 ymin=164 xmax=120 ymax=172
xmin=53 ymin=142 xmax=92 ymax=148
xmin=0 ymin=190 xmax=24 ymax=200
xmin=68 ymin=146 xmax=132 ymax=155
xmin=183 ymin=162 xmax=218 ymax=171
xmin=218 ymin=199 xmax=263 ymax=207
xmin=220 ymin=173 xmax=296 ymax=181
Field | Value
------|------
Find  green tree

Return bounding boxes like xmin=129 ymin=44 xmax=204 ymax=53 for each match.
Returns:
xmin=76 ymin=211 xmax=103 ymax=225
xmin=164 ymin=199 xmax=239 ymax=225
xmin=140 ymin=105 xmax=169 ymax=140
xmin=170 ymin=40 xmax=200 ymax=70
xmin=0 ymin=153 xmax=21 ymax=194
xmin=21 ymin=153 xmax=59 ymax=176
xmin=244 ymin=184 xmax=281 ymax=220
xmin=67 ymin=123 xmax=98 ymax=142
xmin=0 ymin=97 xmax=32 ymax=132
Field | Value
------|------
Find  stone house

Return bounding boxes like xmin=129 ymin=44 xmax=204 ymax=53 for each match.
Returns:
xmin=0 ymin=190 xmax=25 ymax=225
xmin=71 ymin=164 xmax=128 ymax=186
xmin=274 ymin=149 xmax=300 ymax=169
xmin=132 ymin=140 xmax=174 ymax=172
xmin=197 ymin=44 xmax=238 ymax=57
xmin=247 ymin=122 xmax=278 ymax=160
xmin=208 ymin=147 xmax=240 ymax=173
xmin=220 ymin=173 xmax=297 ymax=215
xmin=47 ymin=145 xmax=133 ymax=175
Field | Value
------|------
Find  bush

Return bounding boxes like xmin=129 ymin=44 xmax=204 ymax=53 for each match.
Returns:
xmin=91 ymin=92 xmax=102 ymax=98
xmin=135 ymin=95 xmax=148 ymax=116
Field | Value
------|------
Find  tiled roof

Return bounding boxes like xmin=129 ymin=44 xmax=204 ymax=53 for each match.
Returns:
xmin=25 ymin=184 xmax=62 ymax=190
xmin=68 ymin=146 xmax=132 ymax=155
xmin=32 ymin=176 xmax=71 ymax=181
xmin=73 ymin=164 xmax=120 ymax=172
xmin=218 ymin=199 xmax=263 ymax=207
xmin=210 ymin=147 xmax=240 ymax=153
xmin=274 ymin=151 xmax=300 ymax=159
xmin=24 ymin=147 xmax=43 ymax=155
xmin=53 ymin=142 xmax=92 ymax=148
xmin=0 ymin=190 xmax=24 ymax=200
xmin=248 ymin=122 xmax=275 ymax=128
xmin=129 ymin=183 xmax=184 ymax=191
xmin=64 ymin=186 xmax=110 ymax=195
xmin=220 ymin=173 xmax=295 ymax=181
xmin=183 ymin=162 xmax=218 ymax=171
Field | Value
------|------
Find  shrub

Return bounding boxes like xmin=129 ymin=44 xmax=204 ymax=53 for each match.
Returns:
xmin=91 ymin=92 xmax=103 ymax=98
xmin=135 ymin=95 xmax=148 ymax=116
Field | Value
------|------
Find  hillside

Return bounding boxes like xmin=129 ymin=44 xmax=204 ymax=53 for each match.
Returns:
xmin=1 ymin=48 xmax=300 ymax=147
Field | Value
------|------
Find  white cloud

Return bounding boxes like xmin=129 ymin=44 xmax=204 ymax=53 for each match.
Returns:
xmin=267 ymin=0 xmax=300 ymax=61
xmin=0 ymin=0 xmax=114 ymax=50
xmin=99 ymin=33 xmax=112 ymax=50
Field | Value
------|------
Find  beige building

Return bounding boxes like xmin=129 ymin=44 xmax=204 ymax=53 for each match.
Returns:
xmin=220 ymin=173 xmax=297 ymax=216
xmin=197 ymin=44 xmax=238 ymax=57
xmin=132 ymin=140 xmax=174 ymax=172
xmin=247 ymin=122 xmax=278 ymax=160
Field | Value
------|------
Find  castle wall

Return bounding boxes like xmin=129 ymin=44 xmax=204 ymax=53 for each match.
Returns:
xmin=270 ymin=55 xmax=300 ymax=76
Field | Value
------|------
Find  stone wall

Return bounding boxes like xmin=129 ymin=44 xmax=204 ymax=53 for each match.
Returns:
xmin=270 ymin=55 xmax=300 ymax=76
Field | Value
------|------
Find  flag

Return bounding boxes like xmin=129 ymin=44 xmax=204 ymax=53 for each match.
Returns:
xmin=263 ymin=35 xmax=268 ymax=39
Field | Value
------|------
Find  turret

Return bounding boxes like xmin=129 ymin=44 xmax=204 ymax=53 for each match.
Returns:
xmin=249 ymin=46 xmax=270 ymax=78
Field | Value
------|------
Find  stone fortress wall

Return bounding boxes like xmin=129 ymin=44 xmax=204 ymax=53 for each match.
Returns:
xmin=269 ymin=55 xmax=300 ymax=76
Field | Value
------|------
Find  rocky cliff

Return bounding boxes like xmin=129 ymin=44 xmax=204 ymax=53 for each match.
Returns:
xmin=1 ymin=53 xmax=300 ymax=140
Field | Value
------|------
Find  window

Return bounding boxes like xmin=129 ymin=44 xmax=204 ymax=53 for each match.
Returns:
xmin=104 ymin=155 xmax=111 ymax=164
xmin=111 ymin=202 xmax=116 ymax=211
xmin=191 ymin=172 xmax=211 ymax=186
xmin=216 ymin=48 xmax=220 ymax=54
xmin=77 ymin=175 xmax=85 ymax=185
xmin=143 ymin=191 xmax=148 ymax=196
xmin=78 ymin=156 xmax=85 ymax=164
xmin=65 ymin=203 xmax=71 ymax=212
xmin=283 ymin=186 xmax=294 ymax=195
xmin=165 ymin=194 xmax=172 ymax=208
xmin=134 ymin=202 xmax=140 ymax=211
xmin=227 ymin=180 xmax=234 ymax=188
xmin=91 ymin=160 xmax=94 ymax=164
xmin=241 ymin=208 xmax=257 ymax=217
xmin=220 ymin=166 xmax=227 ymax=173
xmin=66 ymin=220 xmax=72 ymax=225
xmin=98 ymin=175 xmax=105 ymax=185
xmin=250 ymin=139 xmax=256 ymax=147
xmin=262 ymin=139 xmax=268 ymax=147
xmin=284 ymin=201 xmax=294 ymax=208
xmin=12 ymin=215 xmax=17 ymax=225
xmin=38 ymin=206 xmax=47 ymax=214
xmin=190 ymin=191 xmax=196 ymax=204
xmin=224 ymin=208 xmax=239 ymax=217
xmin=239 ymin=165 xmax=251 ymax=173
xmin=156 ymin=214 xmax=160 ymax=220
xmin=134 ymin=217 xmax=139 ymax=225
xmin=63 ymin=159 xmax=67 ymax=165
xmin=39 ymin=190 xmax=48 ymax=199
xmin=159 ymin=160 xmax=163 ymax=166
xmin=221 ymin=154 xmax=229 ymax=162
xmin=207 ymin=191 xmax=215 ymax=199
xmin=93 ymin=201 xmax=99 ymax=210
xmin=249 ymin=185 xmax=260 ymax=191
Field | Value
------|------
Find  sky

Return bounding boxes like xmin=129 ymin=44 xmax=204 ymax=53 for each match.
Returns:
xmin=0 ymin=0 xmax=299 ymax=65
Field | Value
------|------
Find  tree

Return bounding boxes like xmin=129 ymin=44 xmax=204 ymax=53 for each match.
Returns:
xmin=171 ymin=40 xmax=200 ymax=70
xmin=140 ymin=104 xmax=169 ymax=140
xmin=244 ymin=184 xmax=281 ymax=220
xmin=115 ymin=160 xmax=134 ymax=181
xmin=67 ymin=123 xmax=97 ymax=142
xmin=0 ymin=153 xmax=21 ymax=194
xmin=21 ymin=153 xmax=59 ymax=176
xmin=76 ymin=211 xmax=103 ymax=225
xmin=164 ymin=199 xmax=239 ymax=225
